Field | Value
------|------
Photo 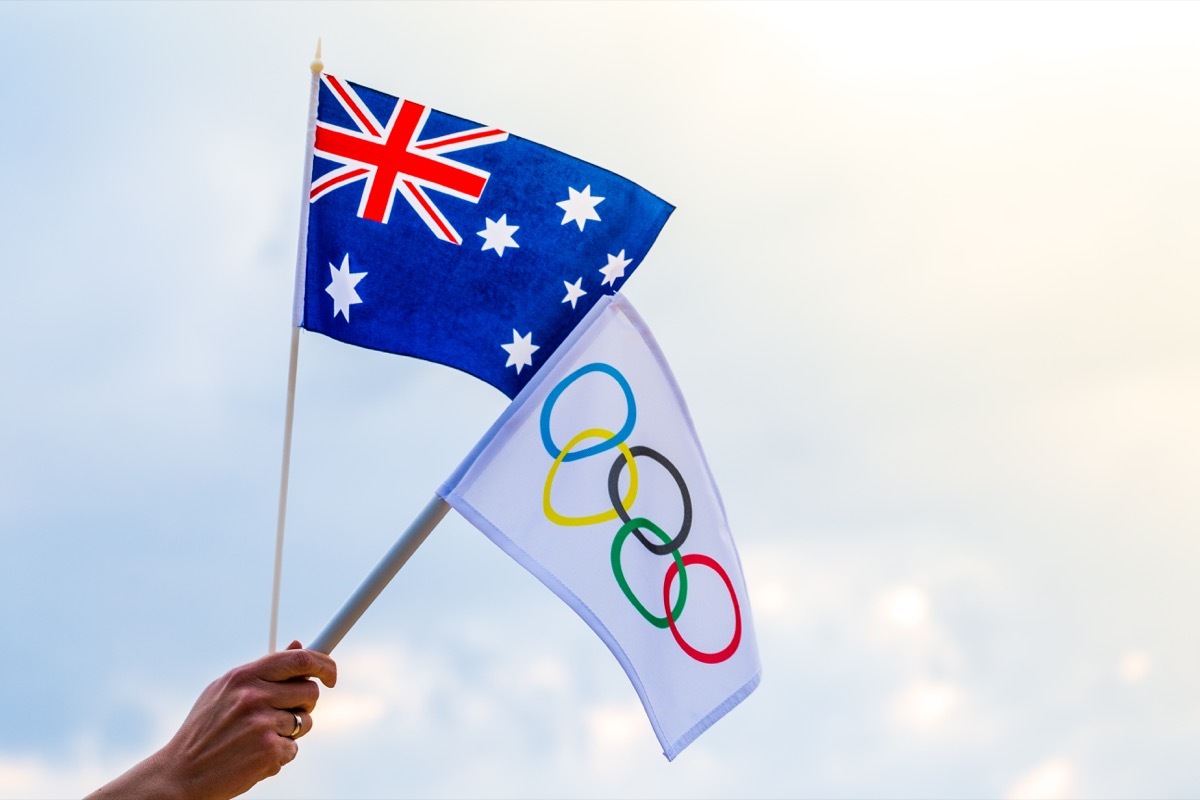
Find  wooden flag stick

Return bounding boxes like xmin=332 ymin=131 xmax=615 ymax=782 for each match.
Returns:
xmin=308 ymin=495 xmax=450 ymax=654
xmin=268 ymin=41 xmax=324 ymax=654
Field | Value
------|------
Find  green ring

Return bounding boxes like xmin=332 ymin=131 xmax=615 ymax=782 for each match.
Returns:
xmin=610 ymin=517 xmax=688 ymax=628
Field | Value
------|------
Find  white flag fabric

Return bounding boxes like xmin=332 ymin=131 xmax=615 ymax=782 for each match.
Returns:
xmin=438 ymin=294 xmax=760 ymax=759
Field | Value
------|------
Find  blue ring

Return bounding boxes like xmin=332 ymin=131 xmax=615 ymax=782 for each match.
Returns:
xmin=540 ymin=363 xmax=636 ymax=461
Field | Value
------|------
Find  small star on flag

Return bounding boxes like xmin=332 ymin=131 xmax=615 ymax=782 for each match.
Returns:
xmin=478 ymin=214 xmax=520 ymax=257
xmin=562 ymin=277 xmax=587 ymax=309
xmin=599 ymin=249 xmax=632 ymax=286
xmin=325 ymin=253 xmax=367 ymax=321
xmin=501 ymin=329 xmax=539 ymax=374
xmin=556 ymin=185 xmax=605 ymax=231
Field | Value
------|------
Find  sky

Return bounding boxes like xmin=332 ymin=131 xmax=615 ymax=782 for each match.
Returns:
xmin=2 ymin=1 xmax=1199 ymax=797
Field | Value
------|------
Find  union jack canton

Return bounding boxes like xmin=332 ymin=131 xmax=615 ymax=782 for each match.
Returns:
xmin=297 ymin=73 xmax=674 ymax=398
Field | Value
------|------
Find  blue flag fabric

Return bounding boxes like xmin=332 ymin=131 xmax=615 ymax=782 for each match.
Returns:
xmin=296 ymin=73 xmax=674 ymax=398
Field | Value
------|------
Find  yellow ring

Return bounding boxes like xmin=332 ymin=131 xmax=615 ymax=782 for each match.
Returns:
xmin=543 ymin=428 xmax=638 ymax=526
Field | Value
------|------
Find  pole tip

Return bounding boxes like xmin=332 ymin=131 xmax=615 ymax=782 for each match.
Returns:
xmin=310 ymin=37 xmax=324 ymax=74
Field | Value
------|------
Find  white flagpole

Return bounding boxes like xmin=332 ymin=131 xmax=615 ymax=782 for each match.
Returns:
xmin=268 ymin=40 xmax=324 ymax=654
xmin=308 ymin=495 xmax=450 ymax=654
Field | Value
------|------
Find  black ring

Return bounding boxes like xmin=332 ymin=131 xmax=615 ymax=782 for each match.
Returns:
xmin=607 ymin=445 xmax=692 ymax=556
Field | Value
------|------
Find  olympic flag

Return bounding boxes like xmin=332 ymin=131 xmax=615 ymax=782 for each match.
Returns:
xmin=438 ymin=294 xmax=760 ymax=759
xmin=295 ymin=73 xmax=674 ymax=398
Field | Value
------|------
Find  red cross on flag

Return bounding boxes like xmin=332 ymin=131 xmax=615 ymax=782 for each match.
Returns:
xmin=310 ymin=73 xmax=509 ymax=243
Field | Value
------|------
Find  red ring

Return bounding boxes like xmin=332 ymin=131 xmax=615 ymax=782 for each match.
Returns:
xmin=663 ymin=554 xmax=742 ymax=664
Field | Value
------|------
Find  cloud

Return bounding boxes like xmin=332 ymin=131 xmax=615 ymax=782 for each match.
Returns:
xmin=1117 ymin=651 xmax=1152 ymax=685
xmin=889 ymin=680 xmax=961 ymax=734
xmin=1007 ymin=758 xmax=1076 ymax=800
xmin=880 ymin=585 xmax=932 ymax=630
xmin=0 ymin=681 xmax=191 ymax=800
xmin=0 ymin=752 xmax=118 ymax=800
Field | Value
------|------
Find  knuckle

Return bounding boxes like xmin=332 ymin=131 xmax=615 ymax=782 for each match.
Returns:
xmin=256 ymin=708 xmax=281 ymax=734
xmin=266 ymin=735 xmax=298 ymax=769
xmin=300 ymin=680 xmax=320 ymax=708
xmin=227 ymin=663 xmax=257 ymax=686
xmin=259 ymin=727 xmax=282 ymax=752
xmin=288 ymin=649 xmax=315 ymax=675
xmin=231 ymin=685 xmax=265 ymax=714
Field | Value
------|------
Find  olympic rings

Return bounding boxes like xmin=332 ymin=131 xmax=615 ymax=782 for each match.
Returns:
xmin=607 ymin=445 xmax=692 ymax=556
xmin=540 ymin=363 xmax=636 ymax=462
xmin=544 ymin=428 xmax=638 ymax=527
xmin=539 ymin=361 xmax=743 ymax=665
xmin=611 ymin=517 xmax=688 ymax=628
xmin=664 ymin=554 xmax=742 ymax=664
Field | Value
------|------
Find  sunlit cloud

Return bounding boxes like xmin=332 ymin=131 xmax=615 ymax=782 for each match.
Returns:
xmin=513 ymin=654 xmax=571 ymax=695
xmin=582 ymin=702 xmax=656 ymax=781
xmin=586 ymin=704 xmax=646 ymax=753
xmin=748 ymin=576 xmax=792 ymax=620
xmin=1118 ymin=650 xmax=1152 ymax=684
xmin=0 ymin=749 xmax=137 ymax=800
xmin=881 ymin=585 xmax=931 ymax=630
xmin=310 ymin=642 xmax=440 ymax=734
xmin=315 ymin=688 xmax=386 ymax=734
xmin=1007 ymin=758 xmax=1075 ymax=800
xmin=890 ymin=680 xmax=960 ymax=733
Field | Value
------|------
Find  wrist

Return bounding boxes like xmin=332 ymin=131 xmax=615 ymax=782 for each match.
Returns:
xmin=84 ymin=747 xmax=187 ymax=800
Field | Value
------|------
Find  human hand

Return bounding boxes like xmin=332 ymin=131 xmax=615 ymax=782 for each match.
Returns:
xmin=87 ymin=641 xmax=337 ymax=800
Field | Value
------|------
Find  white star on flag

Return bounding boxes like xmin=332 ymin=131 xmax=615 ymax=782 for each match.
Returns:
xmin=501 ymin=329 xmax=539 ymax=374
xmin=599 ymin=249 xmax=632 ymax=286
xmin=477 ymin=214 xmax=520 ymax=257
xmin=325 ymin=253 xmax=367 ymax=321
xmin=562 ymin=277 xmax=587 ymax=309
xmin=556 ymin=185 xmax=604 ymax=231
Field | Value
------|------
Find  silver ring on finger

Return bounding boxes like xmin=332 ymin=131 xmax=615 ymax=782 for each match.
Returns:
xmin=288 ymin=711 xmax=303 ymax=739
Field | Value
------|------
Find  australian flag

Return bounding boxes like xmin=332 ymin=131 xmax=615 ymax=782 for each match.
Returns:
xmin=296 ymin=73 xmax=674 ymax=398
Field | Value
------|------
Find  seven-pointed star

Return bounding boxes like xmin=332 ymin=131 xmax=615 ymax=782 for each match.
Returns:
xmin=477 ymin=214 xmax=520 ymax=257
xmin=501 ymin=329 xmax=539 ymax=374
xmin=556 ymin=185 xmax=605 ymax=231
xmin=599 ymin=249 xmax=633 ymax=286
xmin=562 ymin=277 xmax=587 ymax=309
xmin=325 ymin=253 xmax=367 ymax=321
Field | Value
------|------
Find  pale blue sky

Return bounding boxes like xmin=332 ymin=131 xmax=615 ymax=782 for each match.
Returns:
xmin=2 ymin=2 xmax=1199 ymax=798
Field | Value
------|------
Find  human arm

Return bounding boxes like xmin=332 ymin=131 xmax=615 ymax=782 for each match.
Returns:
xmin=86 ymin=641 xmax=337 ymax=800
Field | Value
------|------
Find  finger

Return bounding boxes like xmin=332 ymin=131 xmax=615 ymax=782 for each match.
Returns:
xmin=253 ymin=647 xmax=337 ymax=687
xmin=278 ymin=709 xmax=311 ymax=739
xmin=286 ymin=640 xmax=302 ymax=651
xmin=263 ymin=676 xmax=321 ymax=713
xmin=277 ymin=735 xmax=299 ymax=768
